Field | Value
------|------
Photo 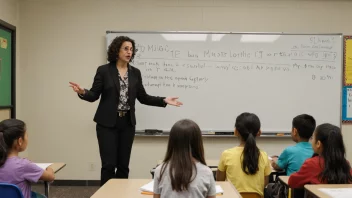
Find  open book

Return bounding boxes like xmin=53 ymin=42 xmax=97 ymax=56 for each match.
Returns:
xmin=140 ymin=181 xmax=224 ymax=194
xmin=35 ymin=163 xmax=53 ymax=170
xmin=319 ymin=188 xmax=352 ymax=198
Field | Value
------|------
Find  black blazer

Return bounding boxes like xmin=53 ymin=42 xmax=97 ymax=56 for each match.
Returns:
xmin=79 ymin=62 xmax=166 ymax=127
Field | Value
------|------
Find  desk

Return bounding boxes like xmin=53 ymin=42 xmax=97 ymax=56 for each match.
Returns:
xmin=279 ymin=176 xmax=289 ymax=185
xmin=304 ymin=184 xmax=352 ymax=198
xmin=44 ymin=163 xmax=66 ymax=198
xmin=91 ymin=179 xmax=242 ymax=198
xmin=278 ymin=176 xmax=291 ymax=198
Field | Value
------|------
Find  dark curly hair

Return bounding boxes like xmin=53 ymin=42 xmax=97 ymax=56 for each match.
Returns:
xmin=107 ymin=36 xmax=137 ymax=63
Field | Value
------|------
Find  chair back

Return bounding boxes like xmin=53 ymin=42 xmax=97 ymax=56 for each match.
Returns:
xmin=0 ymin=183 xmax=24 ymax=198
xmin=240 ymin=192 xmax=262 ymax=198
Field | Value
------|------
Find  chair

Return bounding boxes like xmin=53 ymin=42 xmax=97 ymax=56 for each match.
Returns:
xmin=0 ymin=183 xmax=24 ymax=198
xmin=240 ymin=192 xmax=262 ymax=198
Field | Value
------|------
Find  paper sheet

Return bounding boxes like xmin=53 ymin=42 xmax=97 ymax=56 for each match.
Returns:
xmin=216 ymin=185 xmax=223 ymax=194
xmin=35 ymin=163 xmax=53 ymax=170
xmin=140 ymin=181 xmax=154 ymax=192
xmin=140 ymin=181 xmax=224 ymax=194
xmin=319 ymin=188 xmax=352 ymax=198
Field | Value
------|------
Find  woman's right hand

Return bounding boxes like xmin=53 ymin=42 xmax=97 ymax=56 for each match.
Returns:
xmin=69 ymin=82 xmax=85 ymax=95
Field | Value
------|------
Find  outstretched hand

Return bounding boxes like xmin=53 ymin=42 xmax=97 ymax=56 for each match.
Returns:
xmin=164 ymin=97 xmax=183 ymax=107
xmin=69 ymin=82 xmax=85 ymax=95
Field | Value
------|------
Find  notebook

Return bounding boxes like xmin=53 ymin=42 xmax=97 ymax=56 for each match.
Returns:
xmin=140 ymin=181 xmax=224 ymax=194
xmin=35 ymin=163 xmax=53 ymax=170
xmin=319 ymin=188 xmax=352 ymax=198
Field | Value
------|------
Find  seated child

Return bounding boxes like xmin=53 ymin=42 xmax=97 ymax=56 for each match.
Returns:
xmin=288 ymin=123 xmax=352 ymax=187
xmin=216 ymin=112 xmax=271 ymax=197
xmin=0 ymin=119 xmax=55 ymax=198
xmin=271 ymin=114 xmax=316 ymax=176
xmin=153 ymin=119 xmax=216 ymax=198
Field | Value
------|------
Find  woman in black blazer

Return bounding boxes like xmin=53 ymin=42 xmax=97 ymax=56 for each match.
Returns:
xmin=69 ymin=36 xmax=182 ymax=186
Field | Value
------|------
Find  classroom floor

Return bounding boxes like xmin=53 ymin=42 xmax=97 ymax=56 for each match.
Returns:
xmin=32 ymin=184 xmax=99 ymax=198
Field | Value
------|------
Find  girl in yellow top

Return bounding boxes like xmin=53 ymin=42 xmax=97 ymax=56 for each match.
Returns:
xmin=216 ymin=112 xmax=271 ymax=197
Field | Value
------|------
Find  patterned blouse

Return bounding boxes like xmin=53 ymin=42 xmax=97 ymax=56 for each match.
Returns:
xmin=117 ymin=69 xmax=130 ymax=111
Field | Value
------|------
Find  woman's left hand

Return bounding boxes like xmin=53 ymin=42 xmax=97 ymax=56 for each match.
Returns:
xmin=164 ymin=97 xmax=183 ymax=107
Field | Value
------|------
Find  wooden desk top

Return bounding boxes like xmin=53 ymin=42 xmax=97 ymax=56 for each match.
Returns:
xmin=50 ymin=163 xmax=66 ymax=173
xmin=279 ymin=176 xmax=289 ymax=185
xmin=90 ymin=179 xmax=242 ymax=198
xmin=305 ymin=184 xmax=352 ymax=198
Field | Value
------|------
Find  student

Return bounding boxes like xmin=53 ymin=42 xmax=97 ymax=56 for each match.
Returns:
xmin=271 ymin=114 xmax=316 ymax=176
xmin=153 ymin=119 xmax=216 ymax=198
xmin=288 ymin=123 xmax=352 ymax=187
xmin=216 ymin=112 xmax=271 ymax=197
xmin=0 ymin=119 xmax=55 ymax=198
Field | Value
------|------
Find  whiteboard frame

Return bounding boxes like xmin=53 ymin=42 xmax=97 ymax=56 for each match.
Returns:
xmin=106 ymin=31 xmax=344 ymax=133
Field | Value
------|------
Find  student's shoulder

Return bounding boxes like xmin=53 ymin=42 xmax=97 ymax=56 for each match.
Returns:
xmin=9 ymin=156 xmax=31 ymax=165
xmin=281 ymin=145 xmax=298 ymax=154
xmin=222 ymin=147 xmax=240 ymax=155
xmin=259 ymin=149 xmax=269 ymax=157
xmin=258 ymin=149 xmax=270 ymax=161
xmin=8 ymin=157 xmax=37 ymax=173
xmin=307 ymin=156 xmax=320 ymax=163
xmin=196 ymin=163 xmax=214 ymax=176
xmin=302 ymin=156 xmax=320 ymax=167
xmin=155 ymin=163 xmax=163 ymax=172
xmin=154 ymin=162 xmax=167 ymax=175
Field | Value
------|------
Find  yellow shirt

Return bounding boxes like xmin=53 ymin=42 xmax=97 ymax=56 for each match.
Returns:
xmin=218 ymin=147 xmax=271 ymax=196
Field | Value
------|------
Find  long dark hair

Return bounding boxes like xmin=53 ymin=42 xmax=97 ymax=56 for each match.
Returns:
xmin=159 ymin=119 xmax=206 ymax=192
xmin=235 ymin=112 xmax=261 ymax=175
xmin=107 ymin=36 xmax=137 ymax=63
xmin=315 ymin=123 xmax=352 ymax=184
xmin=0 ymin=119 xmax=26 ymax=167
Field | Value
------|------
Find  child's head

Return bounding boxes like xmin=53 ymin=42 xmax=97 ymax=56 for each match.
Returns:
xmin=312 ymin=123 xmax=352 ymax=184
xmin=164 ymin=119 xmax=205 ymax=164
xmin=161 ymin=119 xmax=206 ymax=192
xmin=234 ymin=112 xmax=261 ymax=175
xmin=0 ymin=119 xmax=27 ymax=166
xmin=291 ymin=114 xmax=316 ymax=142
xmin=312 ymin=123 xmax=344 ymax=156
xmin=235 ymin=112 xmax=261 ymax=139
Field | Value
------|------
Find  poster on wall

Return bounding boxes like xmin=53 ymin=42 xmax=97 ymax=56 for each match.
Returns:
xmin=343 ymin=36 xmax=352 ymax=122
xmin=0 ymin=29 xmax=11 ymax=106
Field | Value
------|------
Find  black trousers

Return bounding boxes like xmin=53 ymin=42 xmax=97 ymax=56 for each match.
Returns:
xmin=96 ymin=112 xmax=135 ymax=186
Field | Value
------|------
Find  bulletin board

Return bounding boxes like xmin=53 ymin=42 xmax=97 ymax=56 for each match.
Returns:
xmin=342 ymin=36 xmax=352 ymax=122
xmin=0 ymin=19 xmax=16 ymax=120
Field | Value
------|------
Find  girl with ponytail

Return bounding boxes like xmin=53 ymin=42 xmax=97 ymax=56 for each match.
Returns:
xmin=216 ymin=113 xmax=271 ymax=197
xmin=288 ymin=123 xmax=352 ymax=188
xmin=0 ymin=119 xmax=55 ymax=198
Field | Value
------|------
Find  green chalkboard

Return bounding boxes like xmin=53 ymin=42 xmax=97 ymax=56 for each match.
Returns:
xmin=0 ymin=28 xmax=11 ymax=106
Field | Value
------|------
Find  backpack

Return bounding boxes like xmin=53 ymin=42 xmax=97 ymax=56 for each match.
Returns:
xmin=265 ymin=177 xmax=288 ymax=198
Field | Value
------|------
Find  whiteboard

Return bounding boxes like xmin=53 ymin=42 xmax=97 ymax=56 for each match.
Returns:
xmin=106 ymin=32 xmax=342 ymax=132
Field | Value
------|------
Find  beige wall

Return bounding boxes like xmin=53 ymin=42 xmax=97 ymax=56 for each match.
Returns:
xmin=0 ymin=109 xmax=11 ymax=121
xmin=17 ymin=0 xmax=352 ymax=180
xmin=0 ymin=0 xmax=19 ymax=26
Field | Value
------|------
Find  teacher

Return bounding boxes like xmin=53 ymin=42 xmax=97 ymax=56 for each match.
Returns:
xmin=69 ymin=36 xmax=182 ymax=186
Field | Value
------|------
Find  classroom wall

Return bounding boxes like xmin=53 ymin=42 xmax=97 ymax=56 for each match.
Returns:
xmin=0 ymin=0 xmax=27 ymax=157
xmin=18 ymin=0 xmax=352 ymax=180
